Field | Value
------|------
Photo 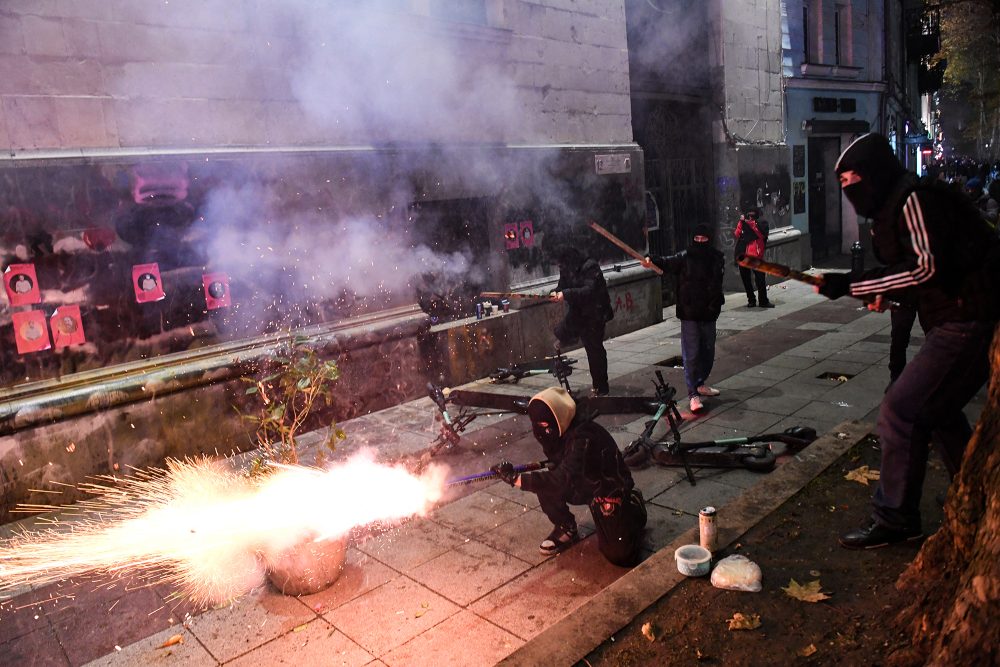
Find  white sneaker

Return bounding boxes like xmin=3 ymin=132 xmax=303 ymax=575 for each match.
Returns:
xmin=697 ymin=386 xmax=721 ymax=397
xmin=689 ymin=395 xmax=704 ymax=412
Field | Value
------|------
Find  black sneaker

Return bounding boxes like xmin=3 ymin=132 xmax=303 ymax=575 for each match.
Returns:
xmin=539 ymin=525 xmax=579 ymax=555
xmin=747 ymin=300 xmax=757 ymax=308
xmin=590 ymin=386 xmax=610 ymax=397
xmin=839 ymin=519 xmax=923 ymax=550
xmin=759 ymin=300 xmax=776 ymax=308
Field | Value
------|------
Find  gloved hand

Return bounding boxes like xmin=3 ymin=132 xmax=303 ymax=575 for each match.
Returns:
xmin=490 ymin=460 xmax=518 ymax=486
xmin=818 ymin=272 xmax=851 ymax=300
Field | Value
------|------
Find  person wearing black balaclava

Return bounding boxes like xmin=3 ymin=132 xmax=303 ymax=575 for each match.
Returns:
xmin=550 ymin=246 xmax=614 ymax=396
xmin=642 ymin=224 xmax=726 ymax=413
xmin=490 ymin=387 xmax=646 ymax=565
xmin=816 ymin=133 xmax=1000 ymax=550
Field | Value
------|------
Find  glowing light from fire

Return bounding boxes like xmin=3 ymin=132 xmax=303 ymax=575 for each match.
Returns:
xmin=0 ymin=453 xmax=447 ymax=606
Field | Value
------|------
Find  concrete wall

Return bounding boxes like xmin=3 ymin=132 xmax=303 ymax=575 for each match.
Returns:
xmin=0 ymin=0 xmax=633 ymax=151
xmin=715 ymin=0 xmax=785 ymax=146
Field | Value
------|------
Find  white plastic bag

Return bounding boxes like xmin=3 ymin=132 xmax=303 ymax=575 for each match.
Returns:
xmin=710 ymin=554 xmax=762 ymax=592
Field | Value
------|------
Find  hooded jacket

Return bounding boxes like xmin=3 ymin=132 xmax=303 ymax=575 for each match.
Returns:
xmin=649 ymin=239 xmax=726 ymax=322
xmin=520 ymin=388 xmax=634 ymax=503
xmin=554 ymin=254 xmax=614 ymax=325
xmin=836 ymin=134 xmax=1000 ymax=328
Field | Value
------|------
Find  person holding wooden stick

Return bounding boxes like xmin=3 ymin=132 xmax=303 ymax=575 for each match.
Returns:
xmin=642 ymin=224 xmax=725 ymax=413
xmin=550 ymin=246 xmax=614 ymax=396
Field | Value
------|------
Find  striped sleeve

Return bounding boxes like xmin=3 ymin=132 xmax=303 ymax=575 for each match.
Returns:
xmin=850 ymin=192 xmax=936 ymax=296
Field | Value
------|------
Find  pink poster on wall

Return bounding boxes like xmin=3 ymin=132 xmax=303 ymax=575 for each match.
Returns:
xmin=504 ymin=223 xmax=520 ymax=249
xmin=50 ymin=305 xmax=86 ymax=348
xmin=12 ymin=310 xmax=51 ymax=354
xmin=132 ymin=263 xmax=165 ymax=303
xmin=4 ymin=263 xmax=41 ymax=306
xmin=519 ymin=221 xmax=535 ymax=247
xmin=202 ymin=273 xmax=231 ymax=310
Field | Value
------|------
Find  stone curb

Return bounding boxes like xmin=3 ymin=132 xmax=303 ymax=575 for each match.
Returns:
xmin=498 ymin=419 xmax=872 ymax=666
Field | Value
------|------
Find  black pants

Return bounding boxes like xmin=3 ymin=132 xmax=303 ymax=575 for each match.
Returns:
xmin=873 ymin=320 xmax=992 ymax=531
xmin=738 ymin=266 xmax=768 ymax=304
xmin=889 ymin=307 xmax=918 ymax=382
xmin=555 ymin=316 xmax=608 ymax=393
xmin=537 ymin=487 xmax=647 ymax=566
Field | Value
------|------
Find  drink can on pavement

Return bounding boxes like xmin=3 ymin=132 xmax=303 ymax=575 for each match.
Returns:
xmin=699 ymin=506 xmax=718 ymax=552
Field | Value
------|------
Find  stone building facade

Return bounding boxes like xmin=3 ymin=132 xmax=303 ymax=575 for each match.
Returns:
xmin=0 ymin=1 xmax=658 ymax=519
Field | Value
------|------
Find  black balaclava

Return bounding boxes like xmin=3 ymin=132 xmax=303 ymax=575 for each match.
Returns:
xmin=528 ymin=400 xmax=561 ymax=449
xmin=834 ymin=133 xmax=907 ymax=217
xmin=556 ymin=246 xmax=584 ymax=274
xmin=691 ymin=224 xmax=712 ymax=245
xmin=527 ymin=387 xmax=576 ymax=451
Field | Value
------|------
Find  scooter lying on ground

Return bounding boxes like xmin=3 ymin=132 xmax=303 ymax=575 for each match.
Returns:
xmin=488 ymin=353 xmax=577 ymax=390
xmin=621 ymin=373 xmax=817 ymax=485
xmin=425 ymin=355 xmax=670 ymax=458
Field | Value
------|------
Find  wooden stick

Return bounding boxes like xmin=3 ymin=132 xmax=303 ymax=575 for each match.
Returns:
xmin=479 ymin=291 xmax=550 ymax=300
xmin=587 ymin=221 xmax=663 ymax=275
xmin=736 ymin=255 xmax=824 ymax=286
xmin=737 ymin=255 xmax=902 ymax=309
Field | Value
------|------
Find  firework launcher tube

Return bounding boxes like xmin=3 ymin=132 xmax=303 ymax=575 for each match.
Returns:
xmin=446 ymin=462 xmax=546 ymax=487
xmin=736 ymin=255 xmax=902 ymax=310
xmin=587 ymin=221 xmax=664 ymax=275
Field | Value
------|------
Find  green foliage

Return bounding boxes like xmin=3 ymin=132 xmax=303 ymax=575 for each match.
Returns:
xmin=238 ymin=337 xmax=347 ymax=472
xmin=935 ymin=0 xmax=1000 ymax=158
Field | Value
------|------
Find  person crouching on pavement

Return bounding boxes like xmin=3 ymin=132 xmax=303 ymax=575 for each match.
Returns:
xmin=490 ymin=387 xmax=647 ymax=566
xmin=550 ymin=246 xmax=615 ymax=396
xmin=642 ymin=224 xmax=725 ymax=413
xmin=816 ymin=133 xmax=999 ymax=550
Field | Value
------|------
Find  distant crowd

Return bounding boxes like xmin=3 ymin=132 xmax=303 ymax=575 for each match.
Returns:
xmin=927 ymin=159 xmax=1000 ymax=228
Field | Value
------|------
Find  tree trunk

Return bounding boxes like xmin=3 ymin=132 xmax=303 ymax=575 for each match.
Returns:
xmin=889 ymin=326 xmax=1000 ymax=666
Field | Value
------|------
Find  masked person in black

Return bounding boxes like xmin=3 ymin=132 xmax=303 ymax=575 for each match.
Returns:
xmin=816 ymin=133 xmax=1000 ymax=550
xmin=490 ymin=387 xmax=647 ymax=566
xmin=550 ymin=247 xmax=614 ymax=396
xmin=642 ymin=224 xmax=725 ymax=413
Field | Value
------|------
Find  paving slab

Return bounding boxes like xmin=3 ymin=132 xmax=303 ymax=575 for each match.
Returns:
xmin=379 ymin=610 xmax=520 ymax=667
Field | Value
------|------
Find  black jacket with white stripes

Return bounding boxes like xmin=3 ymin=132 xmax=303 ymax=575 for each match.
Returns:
xmin=850 ymin=173 xmax=999 ymax=329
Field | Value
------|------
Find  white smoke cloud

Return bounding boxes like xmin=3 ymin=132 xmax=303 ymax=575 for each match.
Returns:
xmin=277 ymin=2 xmax=523 ymax=143
xmin=198 ymin=181 xmax=484 ymax=306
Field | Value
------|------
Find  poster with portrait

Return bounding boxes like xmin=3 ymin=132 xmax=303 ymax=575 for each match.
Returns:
xmin=519 ymin=221 xmax=535 ymax=247
xmin=504 ymin=222 xmax=520 ymax=249
xmin=202 ymin=272 xmax=231 ymax=310
xmin=50 ymin=305 xmax=86 ymax=348
xmin=4 ymin=263 xmax=41 ymax=306
xmin=132 ymin=263 xmax=165 ymax=303
xmin=12 ymin=309 xmax=51 ymax=354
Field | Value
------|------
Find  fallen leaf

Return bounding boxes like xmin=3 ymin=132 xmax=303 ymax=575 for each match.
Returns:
xmin=845 ymin=465 xmax=880 ymax=485
xmin=798 ymin=643 xmax=818 ymax=657
xmin=414 ymin=602 xmax=431 ymax=619
xmin=726 ymin=612 xmax=761 ymax=630
xmin=782 ymin=579 xmax=832 ymax=603
xmin=158 ymin=634 xmax=183 ymax=649
xmin=292 ymin=623 xmax=309 ymax=633
xmin=641 ymin=621 xmax=656 ymax=641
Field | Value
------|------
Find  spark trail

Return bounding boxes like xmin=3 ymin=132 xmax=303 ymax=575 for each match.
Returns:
xmin=0 ymin=453 xmax=447 ymax=605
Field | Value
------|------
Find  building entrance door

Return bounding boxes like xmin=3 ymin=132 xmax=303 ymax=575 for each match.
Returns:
xmin=807 ymin=137 xmax=843 ymax=261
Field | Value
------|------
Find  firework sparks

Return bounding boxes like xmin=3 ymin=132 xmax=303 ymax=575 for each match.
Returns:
xmin=0 ymin=452 xmax=447 ymax=605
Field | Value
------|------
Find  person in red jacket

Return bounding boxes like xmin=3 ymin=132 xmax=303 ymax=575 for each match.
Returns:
xmin=733 ymin=209 xmax=774 ymax=308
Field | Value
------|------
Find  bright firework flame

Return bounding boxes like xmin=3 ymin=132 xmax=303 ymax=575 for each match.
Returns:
xmin=0 ymin=452 xmax=447 ymax=605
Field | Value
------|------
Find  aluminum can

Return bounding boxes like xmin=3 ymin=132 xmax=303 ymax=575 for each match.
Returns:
xmin=501 ymin=298 xmax=510 ymax=313
xmin=699 ymin=506 xmax=717 ymax=552
xmin=475 ymin=303 xmax=483 ymax=320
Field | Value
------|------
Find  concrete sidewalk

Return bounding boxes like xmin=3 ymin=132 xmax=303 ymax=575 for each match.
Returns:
xmin=4 ymin=277 xmax=958 ymax=667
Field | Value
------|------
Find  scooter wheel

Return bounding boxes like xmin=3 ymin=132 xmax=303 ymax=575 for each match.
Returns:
xmin=740 ymin=448 xmax=776 ymax=472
